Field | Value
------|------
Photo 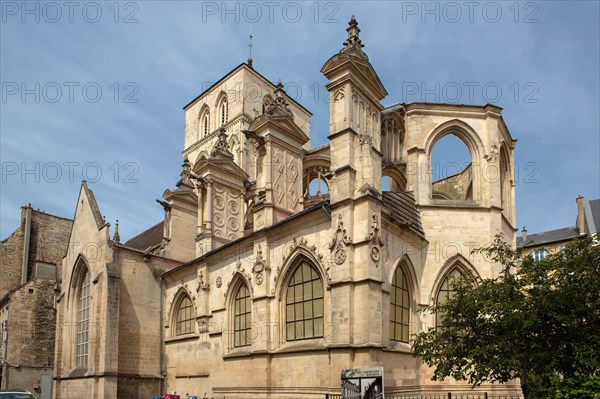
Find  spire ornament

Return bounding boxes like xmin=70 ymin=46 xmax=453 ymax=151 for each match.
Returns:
xmin=341 ymin=15 xmax=368 ymax=60
xmin=264 ymin=80 xmax=293 ymax=118
xmin=176 ymin=157 xmax=194 ymax=189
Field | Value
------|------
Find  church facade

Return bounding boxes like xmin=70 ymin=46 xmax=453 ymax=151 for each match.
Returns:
xmin=53 ymin=17 xmax=520 ymax=398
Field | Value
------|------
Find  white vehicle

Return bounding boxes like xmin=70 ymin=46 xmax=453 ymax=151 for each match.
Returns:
xmin=0 ymin=389 xmax=38 ymax=399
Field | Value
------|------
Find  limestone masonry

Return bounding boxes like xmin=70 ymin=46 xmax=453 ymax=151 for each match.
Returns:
xmin=50 ymin=16 xmax=519 ymax=398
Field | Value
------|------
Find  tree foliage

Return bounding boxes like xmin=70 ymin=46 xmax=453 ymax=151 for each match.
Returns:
xmin=411 ymin=235 xmax=600 ymax=398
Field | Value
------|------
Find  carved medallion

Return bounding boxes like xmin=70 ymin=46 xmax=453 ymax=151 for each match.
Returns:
xmin=370 ymin=246 xmax=380 ymax=262
xmin=228 ymin=200 xmax=239 ymax=214
xmin=334 ymin=248 xmax=347 ymax=265
xmin=214 ymin=196 xmax=225 ymax=210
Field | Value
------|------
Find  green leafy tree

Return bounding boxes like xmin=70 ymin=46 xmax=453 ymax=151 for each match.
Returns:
xmin=412 ymin=235 xmax=600 ymax=398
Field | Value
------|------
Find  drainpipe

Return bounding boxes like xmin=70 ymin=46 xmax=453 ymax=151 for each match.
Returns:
xmin=21 ymin=206 xmax=32 ymax=284
xmin=159 ymin=275 xmax=163 ymax=396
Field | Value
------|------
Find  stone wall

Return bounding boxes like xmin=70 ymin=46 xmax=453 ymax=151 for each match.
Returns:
xmin=0 ymin=206 xmax=72 ymax=299
xmin=27 ymin=209 xmax=73 ymax=281
xmin=0 ymin=209 xmax=26 ymax=298
xmin=3 ymin=278 xmax=56 ymax=394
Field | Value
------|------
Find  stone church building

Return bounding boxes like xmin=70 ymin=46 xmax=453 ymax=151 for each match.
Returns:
xmin=53 ymin=17 xmax=520 ymax=398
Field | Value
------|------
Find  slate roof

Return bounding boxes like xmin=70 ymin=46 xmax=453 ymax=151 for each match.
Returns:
xmin=124 ymin=221 xmax=164 ymax=252
xmin=517 ymin=226 xmax=580 ymax=248
xmin=382 ymin=191 xmax=425 ymax=239
xmin=517 ymin=197 xmax=599 ymax=248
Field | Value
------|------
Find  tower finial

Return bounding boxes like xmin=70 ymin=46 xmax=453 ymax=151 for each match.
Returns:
xmin=247 ymin=24 xmax=254 ymax=68
xmin=341 ymin=15 xmax=368 ymax=60
xmin=113 ymin=219 xmax=120 ymax=243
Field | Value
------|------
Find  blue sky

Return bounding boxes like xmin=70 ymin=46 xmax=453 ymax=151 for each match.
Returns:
xmin=1 ymin=1 xmax=599 ymax=242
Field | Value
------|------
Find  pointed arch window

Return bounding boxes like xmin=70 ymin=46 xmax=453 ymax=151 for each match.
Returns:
xmin=220 ymin=97 xmax=228 ymax=125
xmin=285 ymin=262 xmax=324 ymax=341
xmin=390 ymin=266 xmax=411 ymax=343
xmin=435 ymin=267 xmax=465 ymax=327
xmin=175 ymin=295 xmax=194 ymax=336
xmin=202 ymin=112 xmax=210 ymax=137
xmin=233 ymin=283 xmax=251 ymax=347
xmin=76 ymin=268 xmax=91 ymax=367
xmin=198 ymin=107 xmax=210 ymax=138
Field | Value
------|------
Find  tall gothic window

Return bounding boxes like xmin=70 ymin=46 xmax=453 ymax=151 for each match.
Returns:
xmin=435 ymin=267 xmax=465 ymax=327
xmin=233 ymin=283 xmax=251 ymax=347
xmin=220 ymin=97 xmax=228 ymax=125
xmin=390 ymin=266 xmax=411 ymax=342
xmin=76 ymin=268 xmax=91 ymax=367
xmin=285 ymin=262 xmax=324 ymax=341
xmin=175 ymin=295 xmax=194 ymax=336
xmin=202 ymin=112 xmax=210 ymax=137
xmin=199 ymin=107 xmax=210 ymax=138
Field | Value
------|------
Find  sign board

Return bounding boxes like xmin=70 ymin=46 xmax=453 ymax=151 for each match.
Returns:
xmin=341 ymin=367 xmax=384 ymax=399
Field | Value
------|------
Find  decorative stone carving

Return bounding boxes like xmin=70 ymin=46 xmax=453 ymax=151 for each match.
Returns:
xmin=216 ymin=276 xmax=222 ymax=288
xmin=176 ymin=157 xmax=194 ymax=189
xmin=264 ymin=80 xmax=293 ymax=118
xmin=213 ymin=186 xmax=242 ymax=240
xmin=366 ymin=213 xmax=384 ymax=265
xmin=242 ymin=129 xmax=266 ymax=157
xmin=224 ymin=261 xmax=253 ymax=299
xmin=271 ymin=148 xmax=301 ymax=211
xmin=272 ymin=237 xmax=331 ymax=296
xmin=329 ymin=214 xmax=352 ymax=265
xmin=210 ymin=128 xmax=234 ymax=159
xmin=252 ymin=244 xmax=270 ymax=285
xmin=371 ymin=246 xmax=381 ymax=262
xmin=228 ymin=200 xmax=239 ymax=214
xmin=367 ymin=212 xmax=384 ymax=246
xmin=333 ymin=88 xmax=345 ymax=102
xmin=485 ymin=141 xmax=499 ymax=162
xmin=340 ymin=15 xmax=369 ymax=60
xmin=197 ymin=270 xmax=209 ymax=292
xmin=255 ymin=273 xmax=264 ymax=285
xmin=359 ymin=134 xmax=373 ymax=146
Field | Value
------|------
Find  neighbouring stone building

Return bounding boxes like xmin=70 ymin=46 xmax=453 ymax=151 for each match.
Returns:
xmin=0 ymin=206 xmax=73 ymax=398
xmin=518 ymin=196 xmax=599 ymax=260
xmin=53 ymin=17 xmax=521 ymax=398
